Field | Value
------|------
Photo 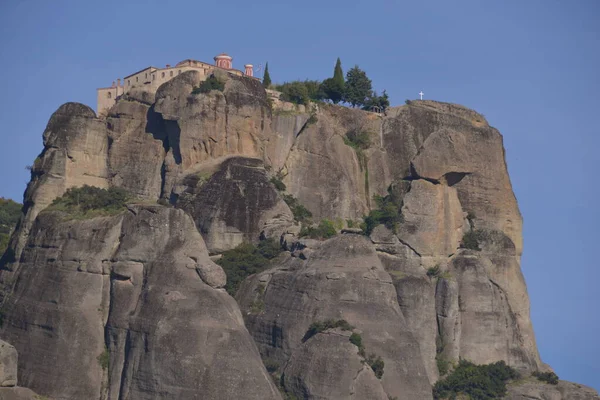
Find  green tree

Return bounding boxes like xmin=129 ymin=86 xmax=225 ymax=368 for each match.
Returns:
xmin=277 ymin=81 xmax=310 ymax=105
xmin=262 ymin=62 xmax=272 ymax=88
xmin=333 ymin=57 xmax=344 ymax=88
xmin=433 ymin=359 xmax=519 ymax=399
xmin=302 ymin=80 xmax=326 ymax=101
xmin=344 ymin=66 xmax=372 ymax=107
xmin=322 ymin=58 xmax=345 ymax=104
xmin=363 ymin=90 xmax=390 ymax=112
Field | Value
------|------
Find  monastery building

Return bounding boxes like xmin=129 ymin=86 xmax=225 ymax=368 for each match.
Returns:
xmin=97 ymin=53 xmax=254 ymax=115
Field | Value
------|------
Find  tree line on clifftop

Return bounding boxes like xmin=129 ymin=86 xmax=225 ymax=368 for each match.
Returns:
xmin=262 ymin=58 xmax=390 ymax=111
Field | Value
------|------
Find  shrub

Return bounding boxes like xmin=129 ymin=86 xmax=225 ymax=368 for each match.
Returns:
xmin=299 ymin=219 xmax=337 ymax=240
xmin=366 ymin=354 xmax=385 ymax=379
xmin=263 ymin=358 xmax=279 ymax=373
xmin=349 ymin=332 xmax=363 ymax=349
xmin=427 ymin=265 xmax=441 ymax=278
xmin=362 ymin=188 xmax=404 ymax=235
xmin=533 ymin=371 xmax=559 ymax=385
xmin=436 ymin=356 xmax=451 ymax=376
xmin=282 ymin=194 xmax=312 ymax=223
xmin=433 ymin=359 xmax=519 ymax=399
xmin=461 ymin=229 xmax=486 ymax=251
xmin=302 ymin=319 xmax=354 ymax=342
xmin=343 ymin=130 xmax=371 ymax=150
xmin=192 ymin=74 xmax=225 ymax=94
xmin=97 ymin=348 xmax=109 ymax=370
xmin=46 ymin=185 xmax=130 ymax=219
xmin=270 ymin=176 xmax=286 ymax=192
xmin=216 ymin=238 xmax=282 ymax=296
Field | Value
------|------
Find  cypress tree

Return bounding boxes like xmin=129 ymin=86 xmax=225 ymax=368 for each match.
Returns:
xmin=262 ymin=62 xmax=271 ymax=88
xmin=333 ymin=57 xmax=344 ymax=88
xmin=322 ymin=58 xmax=345 ymax=104
xmin=344 ymin=65 xmax=372 ymax=107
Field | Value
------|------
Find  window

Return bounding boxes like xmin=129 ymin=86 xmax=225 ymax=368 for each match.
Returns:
xmin=107 ymin=92 xmax=112 ymax=99
xmin=153 ymin=74 xmax=155 ymax=80
xmin=128 ymin=80 xmax=131 ymax=86
xmin=136 ymin=76 xmax=138 ymax=82
xmin=170 ymin=71 xmax=173 ymax=77
xmin=145 ymin=73 xmax=147 ymax=78
xmin=162 ymin=72 xmax=165 ymax=78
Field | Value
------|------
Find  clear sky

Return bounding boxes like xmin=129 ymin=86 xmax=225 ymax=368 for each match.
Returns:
xmin=0 ymin=0 xmax=598 ymax=390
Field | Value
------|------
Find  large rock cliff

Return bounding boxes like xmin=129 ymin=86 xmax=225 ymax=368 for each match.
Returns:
xmin=0 ymin=71 xmax=597 ymax=399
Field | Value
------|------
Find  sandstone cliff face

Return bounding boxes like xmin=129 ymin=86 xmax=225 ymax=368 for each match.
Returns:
xmin=237 ymin=234 xmax=433 ymax=399
xmin=0 ymin=206 xmax=280 ymax=400
xmin=0 ymin=72 xmax=597 ymax=399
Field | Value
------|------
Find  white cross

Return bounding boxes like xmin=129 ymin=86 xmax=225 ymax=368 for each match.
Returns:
xmin=419 ymin=91 xmax=424 ymax=100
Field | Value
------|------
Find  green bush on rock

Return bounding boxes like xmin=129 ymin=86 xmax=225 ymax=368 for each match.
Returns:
xmin=533 ymin=370 xmax=559 ymax=385
xmin=192 ymin=74 xmax=225 ymax=94
xmin=299 ymin=219 xmax=337 ymax=240
xmin=433 ymin=359 xmax=519 ymax=399
xmin=302 ymin=319 xmax=354 ymax=342
xmin=216 ymin=238 xmax=282 ymax=296
xmin=45 ymin=185 xmax=130 ymax=219
xmin=282 ymin=194 xmax=312 ymax=223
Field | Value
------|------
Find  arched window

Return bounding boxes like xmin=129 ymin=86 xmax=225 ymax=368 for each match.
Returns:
xmin=162 ymin=72 xmax=165 ymax=78
xmin=128 ymin=80 xmax=131 ymax=86
xmin=136 ymin=76 xmax=138 ymax=82
xmin=107 ymin=92 xmax=111 ymax=99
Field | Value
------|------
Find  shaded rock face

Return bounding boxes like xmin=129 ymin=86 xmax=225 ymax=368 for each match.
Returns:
xmin=0 ymin=206 xmax=280 ymax=400
xmin=176 ymin=157 xmax=294 ymax=253
xmin=238 ymin=235 xmax=433 ymax=400
xmin=106 ymin=88 xmax=166 ymax=200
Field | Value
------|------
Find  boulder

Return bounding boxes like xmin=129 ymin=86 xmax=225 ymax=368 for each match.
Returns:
xmin=0 ymin=340 xmax=17 ymax=387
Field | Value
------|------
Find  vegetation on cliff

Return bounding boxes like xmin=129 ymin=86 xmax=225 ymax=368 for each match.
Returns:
xmin=192 ymin=74 xmax=225 ymax=94
xmin=262 ymin=62 xmax=272 ymax=88
xmin=271 ymin=58 xmax=389 ymax=110
xmin=321 ymin=58 xmax=345 ymax=104
xmin=532 ymin=371 xmax=559 ymax=385
xmin=216 ymin=238 xmax=282 ymax=295
xmin=362 ymin=188 xmax=404 ymax=235
xmin=45 ymin=185 xmax=130 ymax=219
xmin=0 ymin=197 xmax=21 ymax=257
xmin=433 ymin=359 xmax=519 ymax=399
xmin=299 ymin=219 xmax=337 ymax=240
xmin=461 ymin=229 xmax=487 ymax=251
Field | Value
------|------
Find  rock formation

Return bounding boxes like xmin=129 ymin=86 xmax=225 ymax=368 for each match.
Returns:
xmin=0 ymin=71 xmax=597 ymax=399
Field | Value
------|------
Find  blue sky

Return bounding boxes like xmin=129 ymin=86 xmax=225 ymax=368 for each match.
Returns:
xmin=0 ymin=0 xmax=598 ymax=390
